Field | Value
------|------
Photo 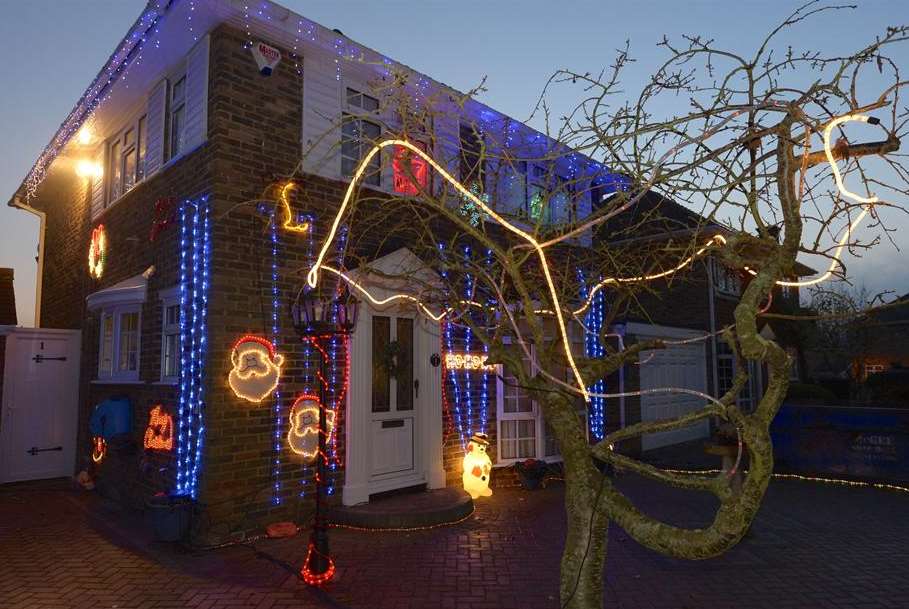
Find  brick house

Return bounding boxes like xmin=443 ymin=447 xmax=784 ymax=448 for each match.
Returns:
xmin=7 ymin=0 xmax=774 ymax=537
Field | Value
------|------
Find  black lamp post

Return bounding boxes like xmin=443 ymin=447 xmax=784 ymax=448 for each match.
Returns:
xmin=291 ymin=285 xmax=358 ymax=585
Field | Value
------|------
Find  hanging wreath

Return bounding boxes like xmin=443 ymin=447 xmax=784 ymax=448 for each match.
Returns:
xmin=88 ymin=224 xmax=107 ymax=279
xmin=380 ymin=340 xmax=408 ymax=379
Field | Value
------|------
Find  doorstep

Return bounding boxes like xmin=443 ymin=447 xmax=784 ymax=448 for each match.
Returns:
xmin=327 ymin=487 xmax=473 ymax=530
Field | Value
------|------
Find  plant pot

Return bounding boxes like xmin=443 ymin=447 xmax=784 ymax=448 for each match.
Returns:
xmin=146 ymin=495 xmax=192 ymax=542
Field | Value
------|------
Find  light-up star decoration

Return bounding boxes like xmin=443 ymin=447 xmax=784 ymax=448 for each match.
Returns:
xmin=301 ymin=113 xmax=883 ymax=402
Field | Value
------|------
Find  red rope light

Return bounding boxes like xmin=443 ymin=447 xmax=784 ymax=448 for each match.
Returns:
xmin=301 ymin=542 xmax=336 ymax=585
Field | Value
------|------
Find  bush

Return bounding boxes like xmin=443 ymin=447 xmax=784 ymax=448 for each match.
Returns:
xmin=786 ymin=382 xmax=837 ymax=401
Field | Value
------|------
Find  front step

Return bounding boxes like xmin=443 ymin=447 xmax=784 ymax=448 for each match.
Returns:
xmin=327 ymin=487 xmax=473 ymax=530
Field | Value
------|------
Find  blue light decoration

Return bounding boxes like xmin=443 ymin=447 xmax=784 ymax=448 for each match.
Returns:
xmin=176 ymin=195 xmax=211 ymax=500
xmin=577 ymin=269 xmax=607 ymax=441
xmin=438 ymin=243 xmax=467 ymax=450
xmin=462 ymin=246 xmax=474 ymax=440
xmin=325 ymin=225 xmax=349 ymax=496
xmin=270 ymin=211 xmax=283 ymax=505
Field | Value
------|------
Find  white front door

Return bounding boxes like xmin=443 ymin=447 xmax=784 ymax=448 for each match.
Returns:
xmin=369 ymin=314 xmax=419 ymax=481
xmin=1 ymin=329 xmax=81 ymax=483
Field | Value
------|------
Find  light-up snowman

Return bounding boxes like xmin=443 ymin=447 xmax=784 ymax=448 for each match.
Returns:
xmin=462 ymin=432 xmax=493 ymax=499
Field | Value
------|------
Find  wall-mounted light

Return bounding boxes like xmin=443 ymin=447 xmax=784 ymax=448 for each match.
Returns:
xmin=75 ymin=159 xmax=103 ymax=179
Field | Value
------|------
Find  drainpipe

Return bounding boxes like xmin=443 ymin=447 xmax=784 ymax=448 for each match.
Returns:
xmin=706 ymin=258 xmax=719 ymax=398
xmin=9 ymin=193 xmax=45 ymax=328
xmin=606 ymin=325 xmax=627 ymax=430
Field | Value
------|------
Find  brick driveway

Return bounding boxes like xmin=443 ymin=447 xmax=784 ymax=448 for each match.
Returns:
xmin=2 ymin=475 xmax=907 ymax=609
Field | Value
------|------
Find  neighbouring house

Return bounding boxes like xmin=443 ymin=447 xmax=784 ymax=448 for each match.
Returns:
xmin=6 ymin=0 xmax=795 ymax=538
xmin=855 ymin=293 xmax=909 ymax=377
xmin=0 ymin=268 xmax=17 ymax=406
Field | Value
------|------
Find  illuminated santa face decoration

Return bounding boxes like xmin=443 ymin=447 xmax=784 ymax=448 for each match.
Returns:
xmin=462 ymin=432 xmax=493 ymax=499
xmin=228 ymin=336 xmax=284 ymax=403
xmin=287 ymin=394 xmax=337 ymax=463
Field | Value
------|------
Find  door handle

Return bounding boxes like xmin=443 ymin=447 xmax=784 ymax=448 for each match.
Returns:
xmin=27 ymin=446 xmax=63 ymax=456
xmin=414 ymin=379 xmax=419 ymax=398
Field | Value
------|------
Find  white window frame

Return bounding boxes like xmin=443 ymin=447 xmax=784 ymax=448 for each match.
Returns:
xmin=97 ymin=304 xmax=142 ymax=382
xmin=494 ymin=342 xmax=564 ymax=466
xmin=716 ymin=341 xmax=758 ymax=410
xmin=341 ymin=86 xmax=382 ymax=186
xmin=159 ymin=287 xmax=180 ymax=384
xmin=106 ymin=112 xmax=148 ymax=207
xmin=169 ymin=72 xmax=188 ymax=161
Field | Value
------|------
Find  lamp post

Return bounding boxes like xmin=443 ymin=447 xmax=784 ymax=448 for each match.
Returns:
xmin=291 ymin=285 xmax=358 ymax=586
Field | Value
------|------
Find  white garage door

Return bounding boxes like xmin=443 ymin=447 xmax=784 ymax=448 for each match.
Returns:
xmin=635 ymin=325 xmax=709 ymax=451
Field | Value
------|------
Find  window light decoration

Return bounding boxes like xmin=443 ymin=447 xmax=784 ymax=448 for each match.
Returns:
xmin=88 ymin=224 xmax=107 ymax=279
xmin=91 ymin=436 xmax=107 ymax=464
xmin=269 ymin=209 xmax=284 ymax=505
xmin=578 ymin=269 xmax=607 ymax=441
xmin=287 ymin=394 xmax=337 ymax=463
xmin=462 ymin=432 xmax=493 ymax=499
xmin=393 ymin=144 xmax=429 ymax=195
xmin=143 ymin=405 xmax=174 ymax=451
xmin=228 ymin=335 xmax=285 ymax=404
xmin=175 ymin=196 xmax=211 ymax=500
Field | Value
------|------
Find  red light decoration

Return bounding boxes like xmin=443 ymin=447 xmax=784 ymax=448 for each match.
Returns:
xmin=228 ymin=335 xmax=284 ymax=403
xmin=149 ymin=197 xmax=177 ymax=242
xmin=301 ymin=543 xmax=336 ymax=585
xmin=88 ymin=224 xmax=107 ymax=279
xmin=287 ymin=394 xmax=337 ymax=462
xmin=143 ymin=405 xmax=174 ymax=451
xmin=392 ymin=144 xmax=428 ymax=195
xmin=91 ymin=436 xmax=107 ymax=463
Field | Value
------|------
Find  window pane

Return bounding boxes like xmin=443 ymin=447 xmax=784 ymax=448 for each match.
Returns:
xmin=172 ymin=76 xmax=186 ymax=104
xmin=395 ymin=318 xmax=414 ymax=411
xmin=165 ymin=304 xmax=180 ymax=326
xmin=123 ymin=128 xmax=135 ymax=148
xmin=109 ymin=141 xmax=122 ymax=201
xmin=137 ymin=116 xmax=147 ymax=180
xmin=361 ymin=94 xmax=379 ymax=112
xmin=123 ymin=147 xmax=137 ymax=192
xmin=163 ymin=332 xmax=178 ymax=378
xmin=118 ymin=312 xmax=139 ymax=373
xmin=100 ymin=315 xmax=114 ymax=376
xmin=171 ymin=105 xmax=185 ymax=158
xmin=372 ymin=316 xmax=390 ymax=412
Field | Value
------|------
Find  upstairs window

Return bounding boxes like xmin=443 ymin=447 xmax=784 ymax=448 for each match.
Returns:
xmin=107 ymin=113 xmax=148 ymax=205
xmin=169 ymin=75 xmax=187 ymax=159
xmin=342 ymin=87 xmax=381 ymax=186
xmin=712 ymin=259 xmax=742 ymax=297
xmin=459 ymin=122 xmax=485 ymax=192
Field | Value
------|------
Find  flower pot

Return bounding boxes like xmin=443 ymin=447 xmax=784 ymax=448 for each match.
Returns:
xmin=146 ymin=495 xmax=192 ymax=542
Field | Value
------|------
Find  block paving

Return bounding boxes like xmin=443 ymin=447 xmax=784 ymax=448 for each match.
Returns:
xmin=1 ymin=473 xmax=907 ymax=609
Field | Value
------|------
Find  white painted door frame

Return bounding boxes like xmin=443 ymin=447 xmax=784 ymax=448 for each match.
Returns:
xmin=341 ymin=249 xmax=446 ymax=506
xmin=1 ymin=328 xmax=82 ymax=483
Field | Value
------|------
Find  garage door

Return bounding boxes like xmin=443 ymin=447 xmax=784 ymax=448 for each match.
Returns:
xmin=636 ymin=327 xmax=709 ymax=450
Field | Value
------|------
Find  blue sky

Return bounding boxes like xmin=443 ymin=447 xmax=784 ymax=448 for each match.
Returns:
xmin=1 ymin=1 xmax=906 ymax=325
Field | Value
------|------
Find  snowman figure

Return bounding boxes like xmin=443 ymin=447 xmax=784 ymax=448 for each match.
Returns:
xmin=462 ymin=433 xmax=493 ymax=499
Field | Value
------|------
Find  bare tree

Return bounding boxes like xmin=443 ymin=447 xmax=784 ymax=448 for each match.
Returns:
xmin=294 ymin=3 xmax=908 ymax=606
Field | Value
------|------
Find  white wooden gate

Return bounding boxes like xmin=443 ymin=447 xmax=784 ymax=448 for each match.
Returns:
xmin=1 ymin=328 xmax=81 ymax=483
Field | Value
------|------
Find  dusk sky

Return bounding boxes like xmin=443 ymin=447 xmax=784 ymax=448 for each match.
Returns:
xmin=1 ymin=1 xmax=906 ymax=326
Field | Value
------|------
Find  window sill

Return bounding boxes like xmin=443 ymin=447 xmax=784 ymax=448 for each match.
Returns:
xmin=152 ymin=379 xmax=179 ymax=386
xmin=91 ymin=379 xmax=144 ymax=385
xmin=493 ymin=456 xmax=563 ymax=468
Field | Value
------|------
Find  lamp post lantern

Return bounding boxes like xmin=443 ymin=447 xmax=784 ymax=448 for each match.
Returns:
xmin=291 ymin=285 xmax=358 ymax=585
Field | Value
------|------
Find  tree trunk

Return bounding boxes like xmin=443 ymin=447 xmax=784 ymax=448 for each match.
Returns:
xmin=559 ymin=472 xmax=610 ymax=608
